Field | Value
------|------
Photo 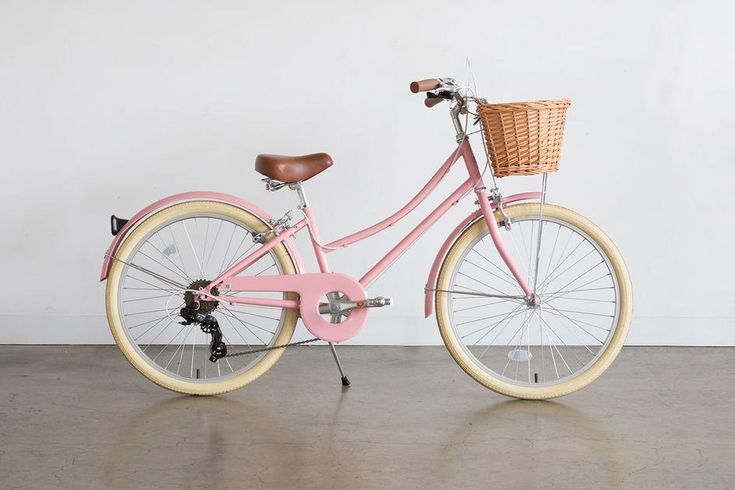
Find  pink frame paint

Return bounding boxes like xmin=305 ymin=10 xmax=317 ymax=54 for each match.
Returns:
xmin=204 ymin=138 xmax=537 ymax=308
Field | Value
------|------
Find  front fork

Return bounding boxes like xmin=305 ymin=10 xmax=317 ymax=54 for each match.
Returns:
xmin=474 ymin=187 xmax=534 ymax=300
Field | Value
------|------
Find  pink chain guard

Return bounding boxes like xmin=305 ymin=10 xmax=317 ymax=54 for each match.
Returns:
xmin=222 ymin=273 xmax=368 ymax=343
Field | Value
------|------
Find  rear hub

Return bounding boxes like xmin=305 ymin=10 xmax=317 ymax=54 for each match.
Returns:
xmin=184 ymin=279 xmax=219 ymax=314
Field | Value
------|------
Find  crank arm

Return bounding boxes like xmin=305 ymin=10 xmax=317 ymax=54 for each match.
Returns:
xmin=319 ymin=296 xmax=393 ymax=315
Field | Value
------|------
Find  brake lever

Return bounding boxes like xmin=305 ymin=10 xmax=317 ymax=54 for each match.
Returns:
xmin=427 ymin=90 xmax=456 ymax=100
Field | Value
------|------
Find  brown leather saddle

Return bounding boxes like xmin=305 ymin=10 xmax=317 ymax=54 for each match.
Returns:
xmin=255 ymin=153 xmax=333 ymax=183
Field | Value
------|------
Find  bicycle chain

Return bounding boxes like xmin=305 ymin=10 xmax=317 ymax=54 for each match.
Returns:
xmin=223 ymin=337 xmax=320 ymax=358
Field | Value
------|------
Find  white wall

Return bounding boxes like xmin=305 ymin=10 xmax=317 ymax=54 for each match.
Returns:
xmin=1 ymin=0 xmax=733 ymax=345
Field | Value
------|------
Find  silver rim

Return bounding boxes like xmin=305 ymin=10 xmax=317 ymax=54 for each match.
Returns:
xmin=116 ymin=212 xmax=289 ymax=383
xmin=446 ymin=214 xmax=620 ymax=387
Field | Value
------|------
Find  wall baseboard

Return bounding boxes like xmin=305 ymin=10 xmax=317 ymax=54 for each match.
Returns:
xmin=1 ymin=315 xmax=733 ymax=346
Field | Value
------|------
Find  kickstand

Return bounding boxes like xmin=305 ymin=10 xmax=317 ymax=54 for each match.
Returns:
xmin=329 ymin=342 xmax=350 ymax=387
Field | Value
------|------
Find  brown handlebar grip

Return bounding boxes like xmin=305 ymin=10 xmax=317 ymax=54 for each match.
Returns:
xmin=424 ymin=96 xmax=444 ymax=108
xmin=410 ymin=78 xmax=441 ymax=93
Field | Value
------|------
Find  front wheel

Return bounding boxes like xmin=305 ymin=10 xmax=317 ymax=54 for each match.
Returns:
xmin=435 ymin=203 xmax=632 ymax=399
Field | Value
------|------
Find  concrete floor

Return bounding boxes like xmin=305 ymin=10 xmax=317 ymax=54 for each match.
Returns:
xmin=1 ymin=346 xmax=733 ymax=489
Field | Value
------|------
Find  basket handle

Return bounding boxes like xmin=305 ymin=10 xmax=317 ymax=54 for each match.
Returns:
xmin=410 ymin=79 xmax=441 ymax=93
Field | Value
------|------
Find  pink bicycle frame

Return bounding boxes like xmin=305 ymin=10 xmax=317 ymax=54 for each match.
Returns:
xmin=203 ymin=138 xmax=538 ymax=307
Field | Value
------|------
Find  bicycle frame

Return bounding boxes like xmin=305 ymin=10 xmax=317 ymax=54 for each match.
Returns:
xmin=203 ymin=137 xmax=537 ymax=309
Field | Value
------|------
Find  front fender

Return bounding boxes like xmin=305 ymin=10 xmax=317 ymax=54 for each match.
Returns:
xmin=100 ymin=191 xmax=304 ymax=281
xmin=423 ymin=192 xmax=542 ymax=317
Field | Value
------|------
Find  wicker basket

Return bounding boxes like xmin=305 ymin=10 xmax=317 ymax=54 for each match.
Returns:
xmin=476 ymin=99 xmax=571 ymax=178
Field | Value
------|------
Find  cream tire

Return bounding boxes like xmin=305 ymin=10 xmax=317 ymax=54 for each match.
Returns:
xmin=105 ymin=201 xmax=299 ymax=396
xmin=435 ymin=203 xmax=632 ymax=399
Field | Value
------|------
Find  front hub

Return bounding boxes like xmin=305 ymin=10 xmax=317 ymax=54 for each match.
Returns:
xmin=525 ymin=294 xmax=541 ymax=308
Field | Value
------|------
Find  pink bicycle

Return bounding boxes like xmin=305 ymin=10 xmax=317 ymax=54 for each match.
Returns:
xmin=101 ymin=77 xmax=632 ymax=399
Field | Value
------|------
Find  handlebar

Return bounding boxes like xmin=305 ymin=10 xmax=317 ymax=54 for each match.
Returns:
xmin=424 ymin=96 xmax=444 ymax=108
xmin=410 ymin=79 xmax=442 ymax=93
xmin=410 ymin=77 xmax=461 ymax=109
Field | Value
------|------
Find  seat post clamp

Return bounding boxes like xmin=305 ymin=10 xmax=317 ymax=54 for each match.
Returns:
xmin=262 ymin=178 xmax=287 ymax=192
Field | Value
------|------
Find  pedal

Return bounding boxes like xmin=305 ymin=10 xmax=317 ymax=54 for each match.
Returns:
xmin=365 ymin=296 xmax=392 ymax=308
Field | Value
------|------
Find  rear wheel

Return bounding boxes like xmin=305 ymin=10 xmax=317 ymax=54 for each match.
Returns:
xmin=105 ymin=200 xmax=299 ymax=395
xmin=435 ymin=203 xmax=632 ymax=399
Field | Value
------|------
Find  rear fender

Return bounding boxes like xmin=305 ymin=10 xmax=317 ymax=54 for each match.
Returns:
xmin=424 ymin=192 xmax=542 ymax=317
xmin=100 ymin=191 xmax=304 ymax=281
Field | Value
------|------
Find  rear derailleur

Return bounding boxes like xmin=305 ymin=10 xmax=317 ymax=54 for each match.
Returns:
xmin=179 ymin=305 xmax=227 ymax=363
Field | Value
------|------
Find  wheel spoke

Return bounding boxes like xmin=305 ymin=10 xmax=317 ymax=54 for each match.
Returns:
xmin=536 ymin=307 xmax=596 ymax=356
xmin=461 ymin=305 xmax=526 ymax=338
xmin=479 ymin=306 xmax=526 ymax=349
xmin=538 ymin=237 xmax=584 ymax=290
xmin=147 ymin=238 xmax=195 ymax=283
xmin=540 ymin=305 xmax=611 ymax=332
xmin=539 ymin=248 xmax=595 ymax=293
xmin=218 ymin=306 xmax=269 ymax=343
xmin=182 ymin=220 xmax=204 ymax=278
xmin=454 ymin=297 xmax=521 ymax=313
xmin=123 ymin=294 xmax=172 ymax=303
xmin=218 ymin=224 xmax=238 ymax=274
xmin=466 ymin=254 xmax=520 ymax=290
xmin=123 ymin=261 xmax=188 ymax=290
xmin=472 ymin=243 xmax=518 ymax=283
xmin=165 ymin=324 xmax=194 ymax=372
xmin=500 ymin=310 xmax=533 ymax=377
xmin=133 ymin=305 xmax=181 ymax=341
xmin=223 ymin=239 xmax=256 ymax=275
xmin=200 ymin=218 xmax=211 ymax=276
xmin=457 ymin=271 xmax=517 ymax=297
xmin=222 ymin=305 xmax=281 ymax=322
xmin=203 ymin=218 xmax=224 ymax=273
xmin=457 ymin=308 xmax=527 ymax=327
xmin=540 ymin=303 xmax=609 ymax=343
xmin=218 ymin=308 xmax=276 ymax=336
xmin=537 ymin=316 xmax=574 ymax=373
xmin=538 ymin=285 xmax=614 ymax=297
xmin=542 ymin=273 xmax=613 ymax=303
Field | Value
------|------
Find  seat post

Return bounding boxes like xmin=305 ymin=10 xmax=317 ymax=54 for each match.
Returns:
xmin=289 ymin=181 xmax=309 ymax=209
